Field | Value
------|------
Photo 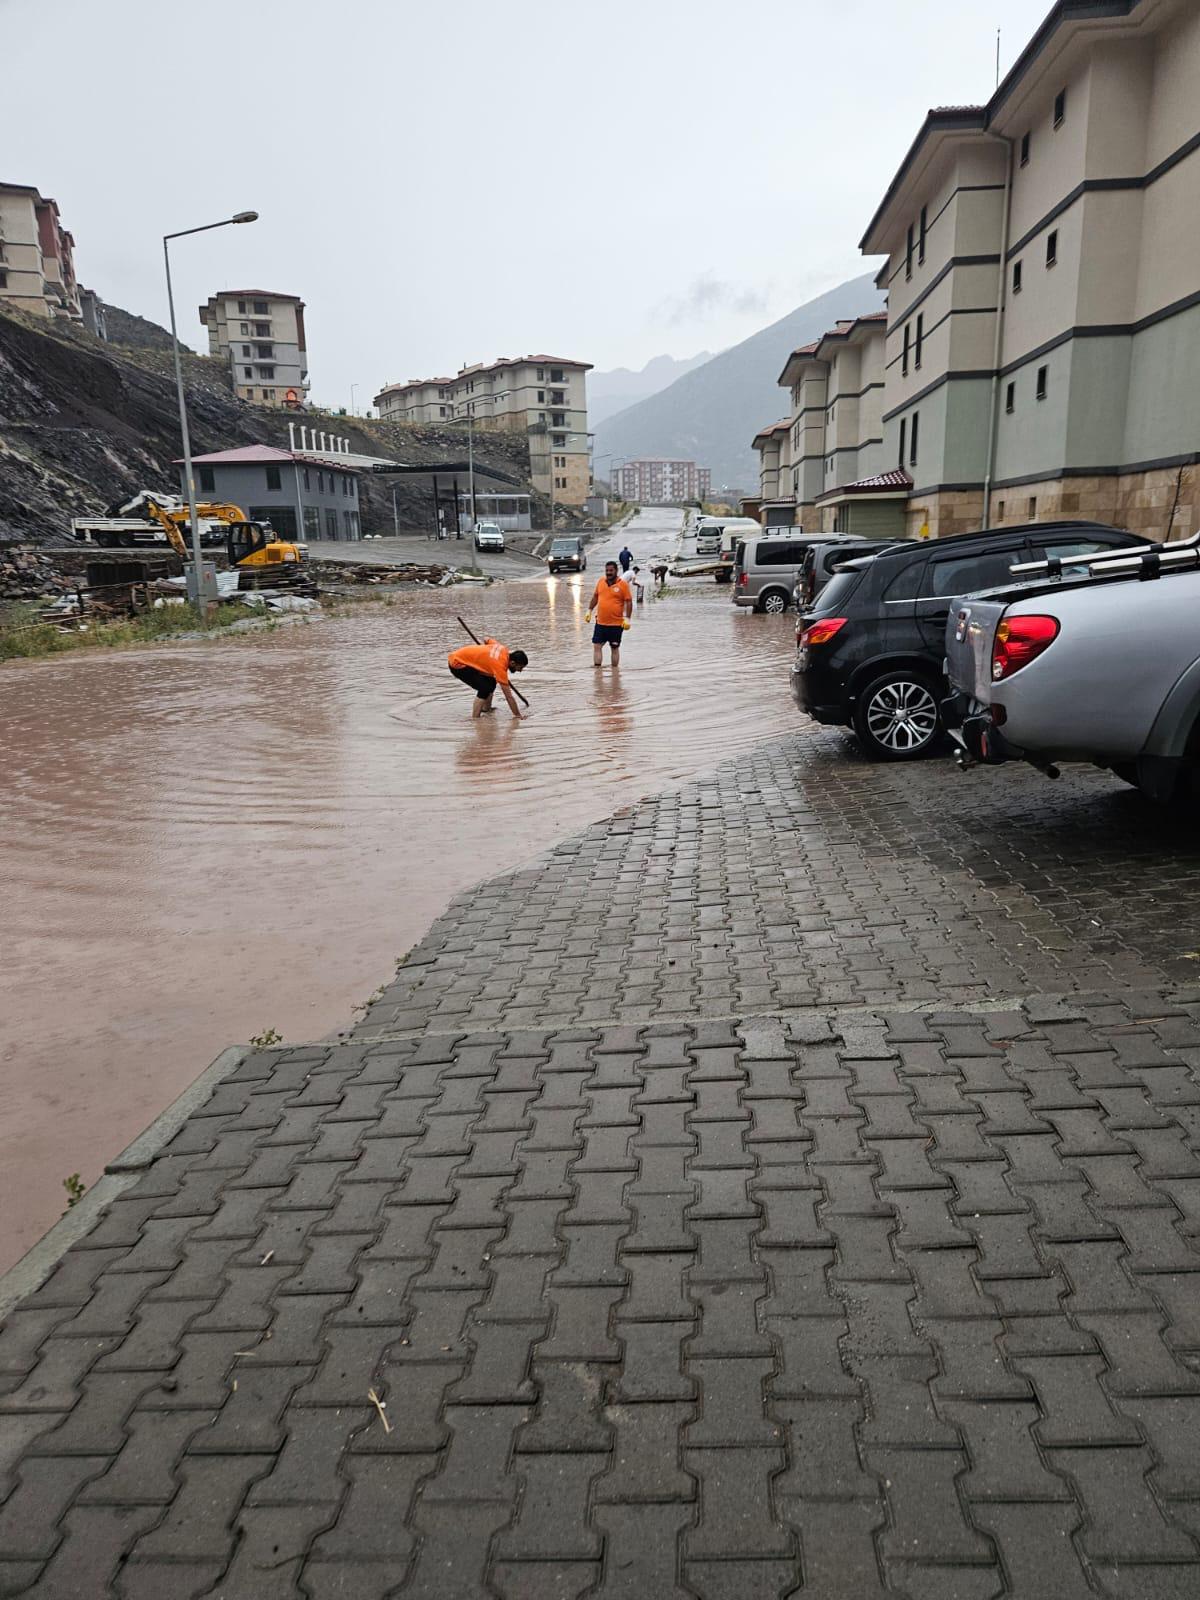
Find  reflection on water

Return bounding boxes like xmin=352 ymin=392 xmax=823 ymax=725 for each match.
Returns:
xmin=0 ymin=545 xmax=799 ymax=1267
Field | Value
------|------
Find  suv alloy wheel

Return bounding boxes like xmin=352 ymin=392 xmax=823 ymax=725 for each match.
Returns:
xmin=758 ymin=587 xmax=791 ymax=615
xmin=853 ymin=669 xmax=941 ymax=760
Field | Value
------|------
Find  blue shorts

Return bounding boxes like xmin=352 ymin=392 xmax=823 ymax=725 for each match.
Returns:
xmin=593 ymin=624 xmax=624 ymax=646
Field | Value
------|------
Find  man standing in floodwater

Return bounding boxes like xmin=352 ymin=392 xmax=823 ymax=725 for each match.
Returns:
xmin=447 ymin=637 xmax=528 ymax=719
xmin=585 ymin=560 xmax=633 ymax=668
xmin=619 ymin=544 xmax=634 ymax=573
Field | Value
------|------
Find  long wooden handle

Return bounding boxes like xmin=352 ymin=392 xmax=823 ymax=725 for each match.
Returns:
xmin=456 ymin=615 xmax=529 ymax=706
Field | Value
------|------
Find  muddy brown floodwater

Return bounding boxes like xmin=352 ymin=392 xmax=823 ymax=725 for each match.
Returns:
xmin=0 ymin=515 xmax=801 ymax=1269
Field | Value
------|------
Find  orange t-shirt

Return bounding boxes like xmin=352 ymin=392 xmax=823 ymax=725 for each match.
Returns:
xmin=448 ymin=638 xmax=510 ymax=684
xmin=592 ymin=577 xmax=631 ymax=626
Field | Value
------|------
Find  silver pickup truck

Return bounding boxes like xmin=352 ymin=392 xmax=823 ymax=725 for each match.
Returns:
xmin=944 ymin=535 xmax=1200 ymax=805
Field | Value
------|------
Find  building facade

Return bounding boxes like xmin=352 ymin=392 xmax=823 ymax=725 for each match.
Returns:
xmin=611 ymin=458 xmax=711 ymax=505
xmin=199 ymin=292 xmax=308 ymax=409
xmin=861 ymin=0 xmax=1200 ymax=540
xmin=375 ymin=354 xmax=593 ymax=505
xmin=0 ymin=183 xmax=81 ymax=320
xmin=180 ymin=444 xmax=362 ymax=542
xmin=751 ymin=422 xmax=793 ymax=526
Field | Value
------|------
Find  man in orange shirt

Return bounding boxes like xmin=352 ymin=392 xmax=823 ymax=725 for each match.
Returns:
xmin=585 ymin=560 xmax=633 ymax=667
xmin=447 ymin=636 xmax=528 ymax=719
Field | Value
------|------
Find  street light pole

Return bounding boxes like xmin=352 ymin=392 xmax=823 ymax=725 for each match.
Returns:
xmin=163 ymin=209 xmax=258 ymax=609
xmin=350 ymin=383 xmax=358 ymax=416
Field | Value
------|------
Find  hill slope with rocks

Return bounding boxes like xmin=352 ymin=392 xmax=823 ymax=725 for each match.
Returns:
xmin=593 ymin=273 xmax=884 ymax=490
xmin=0 ymin=305 xmax=535 ymax=545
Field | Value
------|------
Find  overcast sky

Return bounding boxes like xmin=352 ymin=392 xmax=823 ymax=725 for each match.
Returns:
xmin=6 ymin=0 xmax=1051 ymax=409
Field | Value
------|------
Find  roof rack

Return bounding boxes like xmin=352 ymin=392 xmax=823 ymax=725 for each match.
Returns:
xmin=1009 ymin=529 xmax=1200 ymax=582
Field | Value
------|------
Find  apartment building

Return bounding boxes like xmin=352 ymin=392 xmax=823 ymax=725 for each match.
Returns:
xmin=374 ymin=354 xmax=593 ymax=505
xmin=756 ymin=312 xmax=901 ymax=534
xmin=199 ymin=291 xmax=308 ymax=409
xmin=861 ymin=0 xmax=1200 ymax=539
xmin=611 ymin=458 xmax=711 ymax=505
xmin=373 ymin=379 xmax=456 ymax=423
xmin=0 ymin=183 xmax=81 ymax=320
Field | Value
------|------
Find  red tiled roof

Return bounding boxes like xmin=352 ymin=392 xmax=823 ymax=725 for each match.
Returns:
xmin=213 ymin=290 xmax=304 ymax=302
xmin=752 ymin=419 xmax=791 ymax=446
xmin=182 ymin=445 xmax=360 ymax=470
xmin=839 ymin=468 xmax=912 ymax=494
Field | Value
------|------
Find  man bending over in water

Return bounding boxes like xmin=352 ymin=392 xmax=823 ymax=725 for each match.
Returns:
xmin=447 ymin=637 xmax=528 ymax=719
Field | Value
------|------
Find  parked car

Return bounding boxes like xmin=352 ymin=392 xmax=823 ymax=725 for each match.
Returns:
xmin=944 ymin=534 xmax=1200 ymax=803
xmin=547 ymin=535 xmax=586 ymax=573
xmin=795 ymin=537 xmax=895 ymax=611
xmin=733 ymin=533 xmax=861 ymax=613
xmin=790 ymin=520 xmax=1152 ymax=760
xmin=474 ymin=522 xmax=505 ymax=551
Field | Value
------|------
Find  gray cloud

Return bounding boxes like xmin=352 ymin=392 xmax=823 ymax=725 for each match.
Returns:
xmin=656 ymin=274 xmax=772 ymax=326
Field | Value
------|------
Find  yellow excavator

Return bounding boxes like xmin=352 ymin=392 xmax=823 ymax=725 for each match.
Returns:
xmin=124 ymin=492 xmax=309 ymax=589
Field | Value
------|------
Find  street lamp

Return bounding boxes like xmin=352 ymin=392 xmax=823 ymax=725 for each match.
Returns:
xmin=163 ymin=209 xmax=258 ymax=608
xmin=454 ymin=390 xmax=510 ymax=537
xmin=350 ymin=383 xmax=358 ymax=416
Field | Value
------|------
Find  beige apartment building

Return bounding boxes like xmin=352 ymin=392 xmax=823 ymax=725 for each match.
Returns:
xmin=375 ymin=354 xmax=593 ymax=504
xmin=199 ymin=291 xmax=308 ymax=408
xmin=755 ymin=312 xmax=899 ymax=534
xmin=0 ymin=183 xmax=81 ymax=321
xmin=861 ymin=0 xmax=1200 ymax=540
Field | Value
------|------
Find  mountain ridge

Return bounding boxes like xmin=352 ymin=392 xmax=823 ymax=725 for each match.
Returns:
xmin=593 ymin=273 xmax=884 ymax=489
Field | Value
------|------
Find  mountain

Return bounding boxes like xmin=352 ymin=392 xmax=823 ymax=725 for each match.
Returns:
xmin=593 ymin=273 xmax=884 ymax=491
xmin=588 ymin=351 xmax=713 ymax=429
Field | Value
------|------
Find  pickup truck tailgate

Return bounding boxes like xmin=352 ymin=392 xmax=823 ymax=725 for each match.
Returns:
xmin=945 ymin=597 xmax=1009 ymax=700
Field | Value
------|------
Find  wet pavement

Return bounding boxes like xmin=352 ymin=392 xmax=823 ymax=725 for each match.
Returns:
xmin=3 ymin=685 xmax=1200 ymax=1594
xmin=0 ymin=508 xmax=793 ymax=1269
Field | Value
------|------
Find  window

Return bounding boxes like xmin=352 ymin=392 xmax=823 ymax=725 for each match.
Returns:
xmin=1054 ymin=87 xmax=1066 ymax=127
xmin=909 ymin=411 xmax=919 ymax=467
xmin=1028 ymin=495 xmax=1038 ymax=517
xmin=1020 ymin=131 xmax=1030 ymax=167
xmin=883 ymin=559 xmax=925 ymax=601
xmin=265 ymin=466 xmax=282 ymax=491
xmin=1012 ymin=260 xmax=1023 ymax=295
xmin=927 ymin=547 xmax=1024 ymax=597
xmin=915 ymin=314 xmax=924 ymax=370
xmin=550 ymin=368 xmax=564 ymax=382
xmin=241 ymin=344 xmax=251 ymax=356
xmin=902 ymin=325 xmax=910 ymax=376
xmin=259 ymin=365 xmax=275 ymax=379
xmin=254 ymin=323 xmax=270 ymax=337
xmin=1005 ymin=382 xmax=1015 ymax=414
xmin=537 ymin=390 xmax=545 ymax=402
xmin=326 ymin=509 xmax=338 ymax=539
xmin=555 ymin=476 xmax=567 ymax=489
xmin=253 ymin=300 xmax=268 ymax=314
xmin=1036 ymin=365 xmax=1048 ymax=401
xmin=756 ymin=541 xmax=806 ymax=566
xmin=1046 ymin=230 xmax=1058 ymax=267
xmin=552 ymin=433 xmax=566 ymax=446
xmin=997 ymin=501 xmax=1005 ymax=520
xmin=906 ymin=223 xmax=914 ymax=280
xmin=344 ymin=510 xmax=357 ymax=538
xmin=239 ymin=322 xmax=250 ymax=335
xmin=550 ymin=391 xmax=565 ymax=405
xmin=918 ymin=205 xmax=927 ymax=265
xmin=243 ymin=366 xmax=253 ymax=378
xmin=198 ymin=466 xmax=215 ymax=494
xmin=898 ymin=418 xmax=907 ymax=466
xmin=304 ymin=506 xmax=320 ymax=539
xmin=237 ymin=299 xmax=247 ymax=313
xmin=536 ymin=367 xmax=545 ymax=380
xmin=303 ymin=469 xmax=311 ymax=491
xmin=317 ymin=472 xmax=325 ymax=493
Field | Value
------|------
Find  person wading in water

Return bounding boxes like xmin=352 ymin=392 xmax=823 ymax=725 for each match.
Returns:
xmin=447 ymin=636 xmax=528 ymax=719
xmin=585 ymin=561 xmax=633 ymax=668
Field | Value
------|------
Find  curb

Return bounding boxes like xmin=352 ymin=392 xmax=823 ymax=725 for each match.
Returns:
xmin=0 ymin=1043 xmax=250 ymax=1320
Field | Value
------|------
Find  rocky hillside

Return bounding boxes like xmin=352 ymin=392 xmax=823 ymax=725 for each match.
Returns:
xmin=0 ymin=305 xmax=537 ymax=545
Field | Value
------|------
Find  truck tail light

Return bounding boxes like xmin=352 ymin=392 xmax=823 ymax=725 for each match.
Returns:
xmin=992 ymin=614 xmax=1059 ymax=680
xmin=800 ymin=617 xmax=847 ymax=647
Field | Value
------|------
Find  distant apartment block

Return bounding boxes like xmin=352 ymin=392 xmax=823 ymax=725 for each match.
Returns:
xmin=0 ymin=183 xmax=81 ymax=321
xmin=200 ymin=291 xmax=308 ymax=409
xmin=612 ymin=458 xmax=711 ymax=505
xmin=375 ymin=354 xmax=593 ymax=505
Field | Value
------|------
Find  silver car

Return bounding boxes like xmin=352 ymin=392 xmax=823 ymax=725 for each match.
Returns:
xmin=733 ymin=534 xmax=862 ymax=614
xmin=944 ymin=536 xmax=1200 ymax=804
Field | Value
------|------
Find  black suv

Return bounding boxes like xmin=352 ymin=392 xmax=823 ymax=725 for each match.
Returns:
xmin=790 ymin=520 xmax=1151 ymax=760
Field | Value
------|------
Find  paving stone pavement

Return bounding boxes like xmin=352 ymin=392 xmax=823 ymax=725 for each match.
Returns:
xmin=4 ymin=737 xmax=1200 ymax=1597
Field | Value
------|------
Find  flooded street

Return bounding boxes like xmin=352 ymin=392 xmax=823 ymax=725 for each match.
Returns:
xmin=0 ymin=509 xmax=800 ymax=1269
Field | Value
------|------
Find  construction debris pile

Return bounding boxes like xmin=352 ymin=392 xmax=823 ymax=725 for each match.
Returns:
xmin=307 ymin=559 xmax=456 ymax=587
xmin=0 ymin=550 xmax=66 ymax=600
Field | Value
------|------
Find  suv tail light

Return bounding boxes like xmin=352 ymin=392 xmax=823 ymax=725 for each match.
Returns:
xmin=737 ymin=572 xmax=748 ymax=587
xmin=800 ymin=617 xmax=847 ymax=647
xmin=992 ymin=614 xmax=1059 ymax=679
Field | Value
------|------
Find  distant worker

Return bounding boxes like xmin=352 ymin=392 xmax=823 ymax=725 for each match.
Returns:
xmin=618 ymin=544 xmax=634 ymax=573
xmin=585 ymin=560 xmax=633 ymax=667
xmin=447 ymin=635 xmax=528 ymax=719
xmin=631 ymin=565 xmax=645 ymax=603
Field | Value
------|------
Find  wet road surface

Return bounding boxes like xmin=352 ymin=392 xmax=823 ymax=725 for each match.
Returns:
xmin=0 ymin=507 xmax=797 ymax=1267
